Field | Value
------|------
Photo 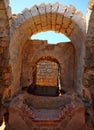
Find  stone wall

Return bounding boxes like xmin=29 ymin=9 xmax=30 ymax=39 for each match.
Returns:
xmin=1 ymin=0 xmax=94 ymax=129
xmin=83 ymin=0 xmax=94 ymax=108
xmin=0 ymin=0 xmax=12 ymax=99
xmin=36 ymin=60 xmax=58 ymax=86
xmin=9 ymin=2 xmax=86 ymax=96
xmin=22 ymin=40 xmax=75 ymax=93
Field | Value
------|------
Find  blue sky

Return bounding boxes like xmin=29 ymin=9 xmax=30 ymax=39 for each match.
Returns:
xmin=10 ymin=0 xmax=88 ymax=43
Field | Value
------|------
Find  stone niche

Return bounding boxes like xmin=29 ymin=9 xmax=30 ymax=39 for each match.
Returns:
xmin=21 ymin=40 xmax=75 ymax=96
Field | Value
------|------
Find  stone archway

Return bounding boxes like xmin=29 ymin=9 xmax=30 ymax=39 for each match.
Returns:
xmin=21 ymin=40 xmax=75 ymax=94
xmin=29 ymin=56 xmax=60 ymax=96
xmin=9 ymin=2 xmax=86 ymax=96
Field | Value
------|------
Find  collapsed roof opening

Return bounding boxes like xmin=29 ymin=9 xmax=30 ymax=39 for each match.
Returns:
xmin=31 ymin=31 xmax=70 ymax=44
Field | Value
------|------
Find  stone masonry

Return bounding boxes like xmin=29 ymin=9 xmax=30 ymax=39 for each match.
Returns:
xmin=0 ymin=0 xmax=94 ymax=130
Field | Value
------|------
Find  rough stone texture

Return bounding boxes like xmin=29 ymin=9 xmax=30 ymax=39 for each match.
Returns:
xmin=82 ymin=2 xmax=94 ymax=129
xmin=22 ymin=8 xmax=32 ymax=20
xmin=7 ymin=92 xmax=85 ymax=130
xmin=36 ymin=60 xmax=58 ymax=86
xmin=0 ymin=0 xmax=94 ymax=130
xmin=0 ymin=0 xmax=11 ymax=100
xmin=88 ymin=0 xmax=94 ymax=10
xmin=21 ymin=40 xmax=74 ymax=93
xmin=9 ymin=3 xmax=86 ymax=98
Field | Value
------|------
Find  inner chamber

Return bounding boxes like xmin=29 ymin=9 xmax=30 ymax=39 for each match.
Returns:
xmin=21 ymin=40 xmax=75 ymax=96
xmin=30 ymin=58 xmax=60 ymax=96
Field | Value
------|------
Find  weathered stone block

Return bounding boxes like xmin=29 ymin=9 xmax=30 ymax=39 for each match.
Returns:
xmin=46 ymin=3 xmax=52 ymax=13
xmin=72 ymin=10 xmax=86 ymax=33
xmin=33 ymin=15 xmax=41 ymax=24
xmin=6 ymin=6 xmax=12 ymax=19
xmin=64 ymin=5 xmax=76 ymax=18
xmin=22 ymin=8 xmax=32 ymax=20
xmin=16 ymin=13 xmax=25 ymax=26
xmin=36 ymin=24 xmax=42 ymax=32
xmin=38 ymin=3 xmax=46 ymax=15
xmin=52 ymin=2 xmax=59 ymax=13
xmin=56 ymin=14 xmax=63 ymax=24
xmin=58 ymin=4 xmax=66 ymax=14
xmin=4 ymin=0 xmax=9 ymax=8
xmin=30 ymin=5 xmax=39 ymax=17
xmin=62 ymin=17 xmax=70 ymax=29
xmin=88 ymin=0 xmax=94 ymax=10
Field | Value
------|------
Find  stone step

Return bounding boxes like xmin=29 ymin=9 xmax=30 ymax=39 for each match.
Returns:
xmin=26 ymin=93 xmax=73 ymax=109
xmin=32 ymin=109 xmax=60 ymax=121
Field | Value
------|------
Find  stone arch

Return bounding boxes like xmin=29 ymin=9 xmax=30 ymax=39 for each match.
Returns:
xmin=21 ymin=40 xmax=74 ymax=92
xmin=9 ymin=2 xmax=86 ymax=96
xmin=34 ymin=56 xmax=60 ymax=66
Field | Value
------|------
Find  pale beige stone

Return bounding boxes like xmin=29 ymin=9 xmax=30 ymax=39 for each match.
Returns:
xmin=52 ymin=2 xmax=59 ymax=13
xmin=4 ymin=0 xmax=9 ymax=8
xmin=46 ymin=3 xmax=52 ymax=13
xmin=22 ymin=8 xmax=32 ymax=20
xmin=1 ymin=1 xmax=94 ymax=129
xmin=16 ymin=13 xmax=25 ymax=25
xmin=64 ymin=5 xmax=76 ymax=18
xmin=58 ymin=4 xmax=67 ymax=14
xmin=11 ymin=17 xmax=18 ymax=28
xmin=72 ymin=10 xmax=86 ymax=33
xmin=38 ymin=3 xmax=46 ymax=14
xmin=88 ymin=0 xmax=94 ymax=10
xmin=6 ymin=6 xmax=12 ymax=19
xmin=30 ymin=5 xmax=39 ymax=16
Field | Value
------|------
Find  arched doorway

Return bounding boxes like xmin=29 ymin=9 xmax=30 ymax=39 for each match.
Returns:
xmin=9 ymin=3 xmax=86 ymax=96
xmin=28 ymin=57 xmax=60 ymax=96
xmin=21 ymin=40 xmax=75 ymax=96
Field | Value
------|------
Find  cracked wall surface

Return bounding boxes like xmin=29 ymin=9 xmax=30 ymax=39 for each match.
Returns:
xmin=9 ymin=2 xmax=86 ymax=97
xmin=0 ymin=0 xmax=94 ymax=130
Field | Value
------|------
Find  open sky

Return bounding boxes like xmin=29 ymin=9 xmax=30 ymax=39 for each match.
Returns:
xmin=10 ymin=0 xmax=88 ymax=44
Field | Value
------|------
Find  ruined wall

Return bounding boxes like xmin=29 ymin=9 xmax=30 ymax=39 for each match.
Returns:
xmin=22 ymin=40 xmax=74 ymax=92
xmin=0 ymin=0 xmax=12 ymax=99
xmin=36 ymin=60 xmax=58 ymax=86
xmin=83 ymin=0 xmax=94 ymax=108
xmin=1 ymin=0 xmax=94 ymax=130
xmin=9 ymin=2 xmax=86 ymax=96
